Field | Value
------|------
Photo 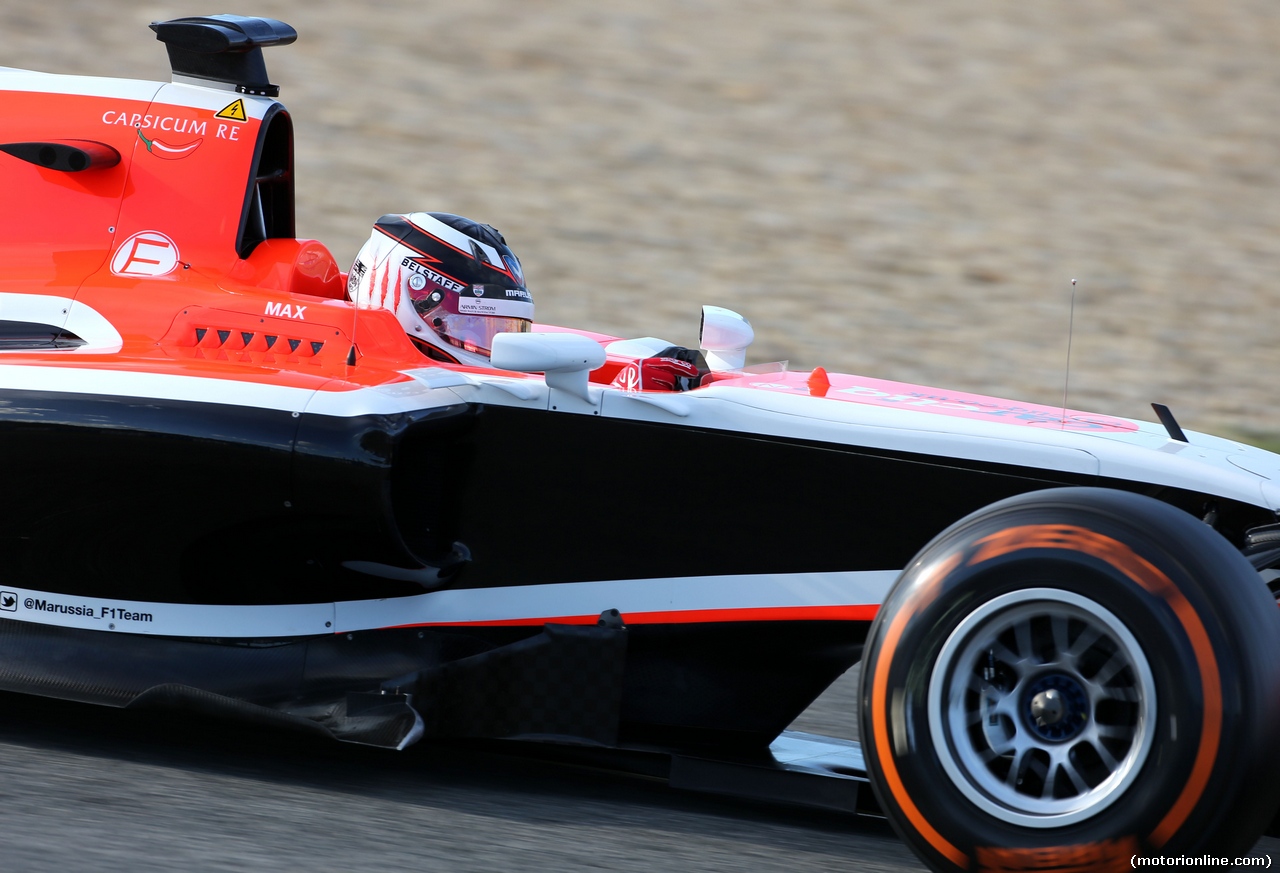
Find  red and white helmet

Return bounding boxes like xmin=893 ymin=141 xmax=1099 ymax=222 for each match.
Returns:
xmin=348 ymin=212 xmax=533 ymax=366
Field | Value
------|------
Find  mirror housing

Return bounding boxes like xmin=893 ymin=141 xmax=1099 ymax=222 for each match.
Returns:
xmin=699 ymin=305 xmax=754 ymax=371
xmin=490 ymin=332 xmax=606 ymax=401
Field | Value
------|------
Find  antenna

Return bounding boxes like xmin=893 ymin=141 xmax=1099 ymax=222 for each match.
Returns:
xmin=1061 ymin=278 xmax=1077 ymax=430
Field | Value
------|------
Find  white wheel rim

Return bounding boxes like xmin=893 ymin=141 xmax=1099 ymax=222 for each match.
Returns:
xmin=926 ymin=588 xmax=1157 ymax=828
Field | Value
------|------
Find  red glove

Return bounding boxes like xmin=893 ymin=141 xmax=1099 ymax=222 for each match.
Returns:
xmin=611 ymin=355 xmax=703 ymax=392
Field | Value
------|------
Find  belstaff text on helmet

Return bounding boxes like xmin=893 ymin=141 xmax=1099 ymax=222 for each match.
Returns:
xmin=401 ymin=257 xmax=466 ymax=294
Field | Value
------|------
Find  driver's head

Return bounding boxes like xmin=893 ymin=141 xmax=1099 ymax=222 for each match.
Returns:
xmin=347 ymin=212 xmax=533 ymax=365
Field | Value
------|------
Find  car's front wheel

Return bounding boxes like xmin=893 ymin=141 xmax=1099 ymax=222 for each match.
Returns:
xmin=860 ymin=487 xmax=1280 ymax=871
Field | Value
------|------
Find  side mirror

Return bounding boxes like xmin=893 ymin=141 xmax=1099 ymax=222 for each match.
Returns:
xmin=699 ymin=305 xmax=754 ymax=371
xmin=490 ymin=332 xmax=606 ymax=401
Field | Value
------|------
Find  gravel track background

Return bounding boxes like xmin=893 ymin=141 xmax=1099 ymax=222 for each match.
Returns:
xmin=7 ymin=1 xmax=1280 ymax=434
xmin=5 ymin=4 xmax=1280 ymax=870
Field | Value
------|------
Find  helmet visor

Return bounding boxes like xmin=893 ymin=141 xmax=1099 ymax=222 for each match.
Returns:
xmin=436 ymin=312 xmax=532 ymax=356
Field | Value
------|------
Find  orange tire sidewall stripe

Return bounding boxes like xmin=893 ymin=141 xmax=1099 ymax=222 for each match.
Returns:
xmin=967 ymin=524 xmax=1222 ymax=848
xmin=870 ymin=550 xmax=970 ymax=869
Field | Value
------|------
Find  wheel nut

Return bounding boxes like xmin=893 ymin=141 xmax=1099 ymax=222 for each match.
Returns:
xmin=1030 ymin=688 xmax=1065 ymax=726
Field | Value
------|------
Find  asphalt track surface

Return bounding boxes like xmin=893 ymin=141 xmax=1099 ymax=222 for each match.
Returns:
xmin=0 ymin=670 xmax=932 ymax=873
xmin=3 ymin=666 xmax=1278 ymax=872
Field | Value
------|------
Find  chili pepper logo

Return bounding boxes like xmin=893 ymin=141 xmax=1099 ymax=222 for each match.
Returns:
xmin=136 ymin=128 xmax=203 ymax=160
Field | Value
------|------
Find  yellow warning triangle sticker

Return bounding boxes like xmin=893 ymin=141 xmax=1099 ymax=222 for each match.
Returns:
xmin=215 ymin=99 xmax=247 ymax=121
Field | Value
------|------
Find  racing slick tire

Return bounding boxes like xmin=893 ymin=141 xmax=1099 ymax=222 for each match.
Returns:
xmin=859 ymin=487 xmax=1280 ymax=872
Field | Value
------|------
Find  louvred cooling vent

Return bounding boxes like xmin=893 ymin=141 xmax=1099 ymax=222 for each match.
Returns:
xmin=161 ymin=306 xmax=352 ymax=365
xmin=192 ymin=326 xmax=326 ymax=356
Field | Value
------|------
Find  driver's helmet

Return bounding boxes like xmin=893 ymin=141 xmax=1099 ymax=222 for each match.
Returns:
xmin=347 ymin=212 xmax=533 ymax=366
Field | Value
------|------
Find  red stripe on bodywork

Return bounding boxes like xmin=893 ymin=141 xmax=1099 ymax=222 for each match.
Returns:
xmin=384 ymin=603 xmax=879 ymax=630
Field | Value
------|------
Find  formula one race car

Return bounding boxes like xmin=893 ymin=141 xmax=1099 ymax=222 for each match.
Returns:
xmin=3 ymin=15 xmax=1280 ymax=872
